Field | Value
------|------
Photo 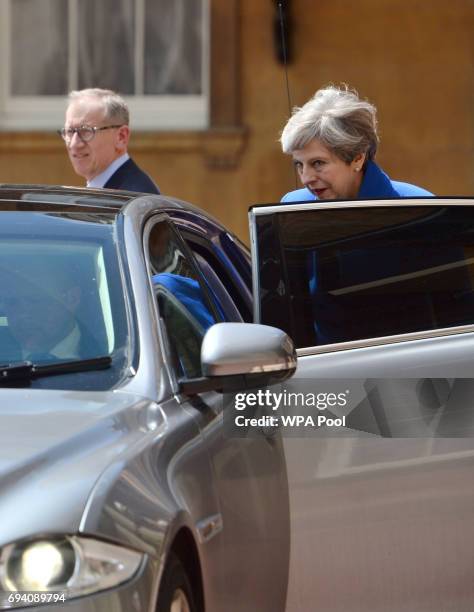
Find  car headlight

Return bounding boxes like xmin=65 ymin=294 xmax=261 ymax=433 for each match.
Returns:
xmin=0 ymin=536 xmax=144 ymax=606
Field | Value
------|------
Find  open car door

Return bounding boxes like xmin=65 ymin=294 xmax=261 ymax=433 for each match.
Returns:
xmin=250 ymin=197 xmax=474 ymax=612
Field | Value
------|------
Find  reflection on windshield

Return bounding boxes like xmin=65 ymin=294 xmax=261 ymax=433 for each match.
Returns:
xmin=0 ymin=212 xmax=129 ymax=389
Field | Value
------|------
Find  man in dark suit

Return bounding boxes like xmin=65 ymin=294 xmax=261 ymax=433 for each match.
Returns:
xmin=1 ymin=263 xmax=104 ymax=364
xmin=60 ymin=88 xmax=160 ymax=194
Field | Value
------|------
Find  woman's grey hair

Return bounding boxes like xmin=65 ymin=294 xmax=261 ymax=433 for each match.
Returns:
xmin=68 ymin=88 xmax=129 ymax=125
xmin=280 ymin=85 xmax=379 ymax=163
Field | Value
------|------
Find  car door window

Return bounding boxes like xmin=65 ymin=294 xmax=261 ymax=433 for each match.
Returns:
xmin=180 ymin=231 xmax=253 ymax=322
xmin=147 ymin=220 xmax=218 ymax=379
xmin=193 ymin=252 xmax=242 ymax=321
xmin=252 ymin=203 xmax=474 ymax=348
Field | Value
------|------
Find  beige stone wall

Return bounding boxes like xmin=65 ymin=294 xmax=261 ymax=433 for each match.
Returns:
xmin=0 ymin=0 xmax=472 ymax=242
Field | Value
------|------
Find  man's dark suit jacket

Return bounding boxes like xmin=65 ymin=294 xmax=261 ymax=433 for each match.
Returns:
xmin=104 ymin=158 xmax=160 ymax=194
xmin=0 ymin=321 xmax=104 ymax=364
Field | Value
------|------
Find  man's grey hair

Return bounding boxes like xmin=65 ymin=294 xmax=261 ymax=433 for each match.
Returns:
xmin=68 ymin=88 xmax=129 ymax=125
xmin=280 ymin=85 xmax=379 ymax=163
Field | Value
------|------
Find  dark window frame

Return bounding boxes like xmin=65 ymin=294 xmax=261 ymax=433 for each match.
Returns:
xmin=145 ymin=217 xmax=223 ymax=380
xmin=180 ymin=229 xmax=253 ymax=322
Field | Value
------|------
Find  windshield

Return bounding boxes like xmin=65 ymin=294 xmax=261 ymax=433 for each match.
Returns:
xmin=0 ymin=212 xmax=130 ymax=390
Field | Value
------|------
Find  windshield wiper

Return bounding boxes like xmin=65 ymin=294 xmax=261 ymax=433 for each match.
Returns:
xmin=0 ymin=356 xmax=112 ymax=384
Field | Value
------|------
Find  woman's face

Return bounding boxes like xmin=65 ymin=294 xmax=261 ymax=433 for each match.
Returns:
xmin=292 ymin=138 xmax=365 ymax=200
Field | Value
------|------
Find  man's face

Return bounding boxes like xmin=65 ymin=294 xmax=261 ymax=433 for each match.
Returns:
xmin=64 ymin=98 xmax=128 ymax=181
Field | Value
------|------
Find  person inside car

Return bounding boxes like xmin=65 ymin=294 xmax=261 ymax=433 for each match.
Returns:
xmin=1 ymin=263 xmax=101 ymax=363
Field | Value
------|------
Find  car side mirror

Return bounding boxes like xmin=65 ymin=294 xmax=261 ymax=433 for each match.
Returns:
xmin=179 ymin=322 xmax=297 ymax=394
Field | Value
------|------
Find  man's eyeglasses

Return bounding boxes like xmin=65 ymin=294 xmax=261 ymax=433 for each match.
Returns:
xmin=57 ymin=125 xmax=123 ymax=143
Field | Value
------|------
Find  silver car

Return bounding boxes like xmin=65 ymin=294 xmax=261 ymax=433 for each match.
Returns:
xmin=0 ymin=186 xmax=296 ymax=612
xmin=4 ymin=187 xmax=474 ymax=612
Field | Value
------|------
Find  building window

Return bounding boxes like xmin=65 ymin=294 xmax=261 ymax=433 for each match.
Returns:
xmin=0 ymin=0 xmax=209 ymax=130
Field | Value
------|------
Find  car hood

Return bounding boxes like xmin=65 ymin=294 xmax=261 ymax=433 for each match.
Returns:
xmin=0 ymin=387 xmax=162 ymax=546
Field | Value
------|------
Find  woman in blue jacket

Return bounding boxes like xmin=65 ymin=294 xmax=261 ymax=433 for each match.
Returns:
xmin=280 ymin=85 xmax=432 ymax=202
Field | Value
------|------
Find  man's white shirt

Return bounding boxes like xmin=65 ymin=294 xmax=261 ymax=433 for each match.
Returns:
xmin=87 ymin=153 xmax=129 ymax=188
xmin=24 ymin=324 xmax=81 ymax=361
xmin=50 ymin=323 xmax=81 ymax=360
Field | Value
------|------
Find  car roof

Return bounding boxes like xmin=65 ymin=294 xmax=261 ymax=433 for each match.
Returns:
xmin=0 ymin=183 xmax=210 ymax=216
xmin=0 ymin=184 xmax=140 ymax=213
xmin=0 ymin=184 xmax=234 ymax=241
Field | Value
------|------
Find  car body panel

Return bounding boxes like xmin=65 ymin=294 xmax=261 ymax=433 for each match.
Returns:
xmin=0 ymin=389 xmax=163 ymax=543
